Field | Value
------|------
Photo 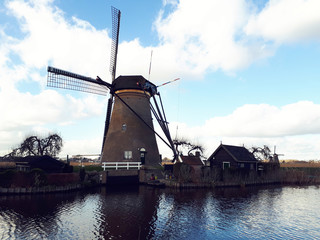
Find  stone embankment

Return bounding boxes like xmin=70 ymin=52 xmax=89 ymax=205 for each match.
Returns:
xmin=162 ymin=180 xmax=212 ymax=188
xmin=0 ymin=184 xmax=83 ymax=194
xmin=161 ymin=179 xmax=297 ymax=188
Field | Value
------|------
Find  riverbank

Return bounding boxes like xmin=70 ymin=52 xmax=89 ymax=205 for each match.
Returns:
xmin=1 ymin=166 xmax=320 ymax=194
xmin=162 ymin=167 xmax=320 ymax=188
xmin=0 ymin=169 xmax=101 ymax=195
xmin=160 ymin=179 xmax=320 ymax=189
xmin=1 ymin=178 xmax=319 ymax=194
xmin=0 ymin=183 xmax=83 ymax=194
xmin=161 ymin=179 xmax=282 ymax=188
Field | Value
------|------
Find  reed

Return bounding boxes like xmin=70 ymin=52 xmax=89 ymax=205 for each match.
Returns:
xmin=281 ymin=162 xmax=320 ymax=168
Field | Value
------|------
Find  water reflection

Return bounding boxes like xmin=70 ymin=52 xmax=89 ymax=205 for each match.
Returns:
xmin=94 ymin=186 xmax=161 ymax=239
xmin=0 ymin=185 xmax=320 ymax=239
xmin=0 ymin=191 xmax=86 ymax=239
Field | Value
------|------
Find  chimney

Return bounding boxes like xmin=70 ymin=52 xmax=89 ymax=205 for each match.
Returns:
xmin=195 ymin=151 xmax=200 ymax=157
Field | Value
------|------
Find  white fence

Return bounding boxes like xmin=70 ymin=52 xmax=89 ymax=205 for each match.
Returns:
xmin=102 ymin=162 xmax=142 ymax=171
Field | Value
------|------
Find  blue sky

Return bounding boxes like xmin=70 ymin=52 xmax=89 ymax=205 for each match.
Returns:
xmin=1 ymin=0 xmax=320 ymax=160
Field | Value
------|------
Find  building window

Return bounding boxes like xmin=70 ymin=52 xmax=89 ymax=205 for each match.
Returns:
xmin=122 ymin=123 xmax=127 ymax=132
xmin=240 ymin=163 xmax=244 ymax=168
xmin=223 ymin=162 xmax=230 ymax=170
xmin=124 ymin=151 xmax=132 ymax=160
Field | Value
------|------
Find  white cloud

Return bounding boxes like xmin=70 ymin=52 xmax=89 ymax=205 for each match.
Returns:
xmin=154 ymin=0 xmax=274 ymax=73
xmin=3 ymin=0 xmax=319 ymax=84
xmin=245 ymin=0 xmax=320 ymax=43
xmin=5 ymin=0 xmax=110 ymax=78
xmin=117 ymin=39 xmax=152 ymax=77
xmin=61 ymin=137 xmax=102 ymax=156
xmin=159 ymin=101 xmax=320 ymax=160
xmin=202 ymin=101 xmax=320 ymax=137
xmin=0 ymin=0 xmax=109 ymax=155
xmin=172 ymin=101 xmax=320 ymax=139
xmin=3 ymin=0 xmax=185 ymax=84
xmin=0 ymin=87 xmax=106 ymax=155
xmin=154 ymin=0 xmax=320 ymax=74
xmin=0 ymin=89 xmax=105 ymax=131
xmin=3 ymin=0 xmax=320 ymax=82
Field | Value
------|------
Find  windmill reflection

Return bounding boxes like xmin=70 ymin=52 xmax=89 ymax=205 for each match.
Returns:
xmin=93 ymin=185 xmax=161 ymax=239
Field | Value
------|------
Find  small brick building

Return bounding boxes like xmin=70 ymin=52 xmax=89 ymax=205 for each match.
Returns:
xmin=179 ymin=152 xmax=204 ymax=182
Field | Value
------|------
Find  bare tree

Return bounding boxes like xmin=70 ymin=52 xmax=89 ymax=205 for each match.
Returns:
xmin=6 ymin=133 xmax=63 ymax=158
xmin=173 ymin=137 xmax=204 ymax=156
xmin=250 ymin=145 xmax=271 ymax=161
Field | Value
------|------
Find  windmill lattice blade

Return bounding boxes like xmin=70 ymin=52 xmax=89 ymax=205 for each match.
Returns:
xmin=109 ymin=6 xmax=121 ymax=82
xmin=47 ymin=66 xmax=109 ymax=96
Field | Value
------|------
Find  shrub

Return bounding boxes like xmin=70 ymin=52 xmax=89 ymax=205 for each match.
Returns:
xmin=173 ymin=162 xmax=191 ymax=183
xmin=0 ymin=169 xmax=17 ymax=187
xmin=62 ymin=164 xmax=73 ymax=173
xmin=79 ymin=167 xmax=86 ymax=182
xmin=47 ymin=173 xmax=79 ymax=186
xmin=29 ymin=168 xmax=47 ymax=187
xmin=201 ymin=166 xmax=220 ymax=183
xmin=73 ymin=165 xmax=102 ymax=172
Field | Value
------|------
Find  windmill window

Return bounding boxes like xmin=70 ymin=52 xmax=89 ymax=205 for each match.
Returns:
xmin=122 ymin=123 xmax=127 ymax=131
xmin=124 ymin=151 xmax=132 ymax=160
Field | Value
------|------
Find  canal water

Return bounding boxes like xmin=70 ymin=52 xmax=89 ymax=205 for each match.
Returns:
xmin=0 ymin=185 xmax=319 ymax=239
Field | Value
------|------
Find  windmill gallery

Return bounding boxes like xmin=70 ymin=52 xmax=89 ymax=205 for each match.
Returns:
xmin=47 ymin=7 xmax=177 ymax=183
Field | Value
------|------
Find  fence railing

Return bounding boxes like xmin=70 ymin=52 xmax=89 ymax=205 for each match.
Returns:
xmin=102 ymin=162 xmax=142 ymax=171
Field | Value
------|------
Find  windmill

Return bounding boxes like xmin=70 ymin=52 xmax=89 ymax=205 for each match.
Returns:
xmin=271 ymin=146 xmax=284 ymax=163
xmin=47 ymin=7 xmax=177 ymax=167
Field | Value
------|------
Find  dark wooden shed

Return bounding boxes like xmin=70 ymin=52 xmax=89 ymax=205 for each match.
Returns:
xmin=208 ymin=144 xmax=258 ymax=171
xmin=14 ymin=155 xmax=71 ymax=173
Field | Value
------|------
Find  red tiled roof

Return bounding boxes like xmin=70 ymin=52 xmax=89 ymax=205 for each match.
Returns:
xmin=180 ymin=155 xmax=203 ymax=165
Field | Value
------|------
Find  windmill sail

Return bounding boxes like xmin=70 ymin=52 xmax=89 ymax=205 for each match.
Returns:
xmin=47 ymin=66 xmax=110 ymax=95
xmin=102 ymin=6 xmax=121 ymax=151
xmin=109 ymin=6 xmax=121 ymax=82
xmin=150 ymin=93 xmax=178 ymax=160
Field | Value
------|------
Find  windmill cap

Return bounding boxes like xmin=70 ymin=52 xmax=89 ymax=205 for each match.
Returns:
xmin=114 ymin=75 xmax=157 ymax=95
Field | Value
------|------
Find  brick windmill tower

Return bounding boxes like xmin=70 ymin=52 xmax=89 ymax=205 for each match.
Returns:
xmin=47 ymin=7 xmax=177 ymax=168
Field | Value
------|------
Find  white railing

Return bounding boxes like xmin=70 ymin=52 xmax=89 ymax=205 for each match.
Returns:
xmin=102 ymin=162 xmax=142 ymax=171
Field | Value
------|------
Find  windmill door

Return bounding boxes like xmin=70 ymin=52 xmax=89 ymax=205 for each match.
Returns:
xmin=140 ymin=148 xmax=147 ymax=165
